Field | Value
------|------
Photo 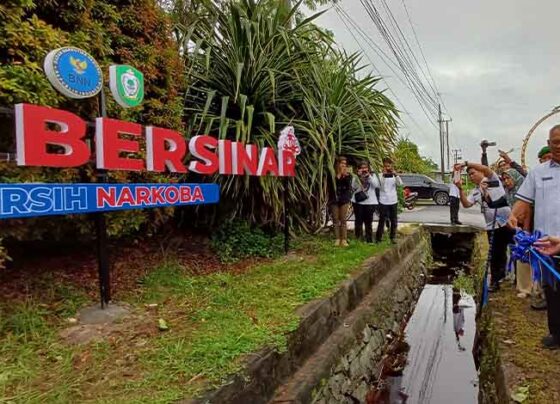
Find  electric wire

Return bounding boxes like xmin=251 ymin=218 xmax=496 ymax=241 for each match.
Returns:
xmin=359 ymin=0 xmax=441 ymax=113
xmin=335 ymin=6 xmax=432 ymax=137
xmin=335 ymin=5 xmax=438 ymax=132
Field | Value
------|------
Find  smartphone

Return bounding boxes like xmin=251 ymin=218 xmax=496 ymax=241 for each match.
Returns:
xmin=383 ymin=173 xmax=395 ymax=178
xmin=453 ymin=170 xmax=460 ymax=183
xmin=486 ymin=180 xmax=500 ymax=188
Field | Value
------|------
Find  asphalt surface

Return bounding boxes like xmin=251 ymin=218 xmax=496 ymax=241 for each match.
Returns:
xmin=346 ymin=202 xmax=486 ymax=230
xmin=399 ymin=202 xmax=485 ymax=228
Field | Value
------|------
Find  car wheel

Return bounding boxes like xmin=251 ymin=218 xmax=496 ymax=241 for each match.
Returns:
xmin=434 ymin=191 xmax=449 ymax=206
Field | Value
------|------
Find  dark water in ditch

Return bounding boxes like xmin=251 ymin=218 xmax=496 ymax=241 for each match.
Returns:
xmin=373 ymin=248 xmax=479 ymax=404
xmin=387 ymin=285 xmax=478 ymax=403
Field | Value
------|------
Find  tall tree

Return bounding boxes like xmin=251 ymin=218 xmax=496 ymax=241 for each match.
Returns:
xmin=393 ymin=138 xmax=436 ymax=174
xmin=180 ymin=0 xmax=398 ymax=230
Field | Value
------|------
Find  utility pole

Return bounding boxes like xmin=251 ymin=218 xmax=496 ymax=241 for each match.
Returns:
xmin=452 ymin=148 xmax=462 ymax=165
xmin=443 ymin=118 xmax=452 ymax=170
xmin=438 ymin=104 xmax=444 ymax=180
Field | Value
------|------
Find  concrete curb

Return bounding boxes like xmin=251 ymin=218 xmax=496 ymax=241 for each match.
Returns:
xmin=185 ymin=229 xmax=428 ymax=404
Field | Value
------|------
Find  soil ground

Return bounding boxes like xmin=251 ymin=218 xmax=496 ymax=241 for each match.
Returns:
xmin=491 ymin=282 xmax=560 ymax=403
xmin=0 ymin=229 xmax=391 ymax=402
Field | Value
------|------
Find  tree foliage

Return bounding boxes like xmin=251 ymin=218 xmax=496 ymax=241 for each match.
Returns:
xmin=393 ymin=138 xmax=437 ymax=174
xmin=0 ymin=0 xmax=400 ymax=261
xmin=180 ymin=0 xmax=398 ymax=230
xmin=0 ymin=0 xmax=184 ymax=244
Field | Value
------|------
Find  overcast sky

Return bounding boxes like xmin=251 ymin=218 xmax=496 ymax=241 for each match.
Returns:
xmin=310 ymin=0 xmax=560 ymax=169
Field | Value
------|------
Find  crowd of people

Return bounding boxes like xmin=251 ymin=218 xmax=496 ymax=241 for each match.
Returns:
xmin=327 ymin=156 xmax=402 ymax=246
xmin=452 ymin=127 xmax=560 ymax=349
xmin=327 ymin=127 xmax=560 ymax=349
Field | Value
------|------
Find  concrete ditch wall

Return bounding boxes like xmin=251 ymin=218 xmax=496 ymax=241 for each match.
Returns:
xmin=307 ymin=231 xmax=431 ymax=403
xmin=188 ymin=228 xmax=432 ymax=404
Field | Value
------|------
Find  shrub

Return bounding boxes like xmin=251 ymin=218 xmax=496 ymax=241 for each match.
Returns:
xmin=0 ymin=0 xmax=184 ymax=253
xmin=211 ymin=220 xmax=283 ymax=263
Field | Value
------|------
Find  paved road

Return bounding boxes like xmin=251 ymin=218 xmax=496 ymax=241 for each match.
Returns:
xmin=399 ymin=202 xmax=485 ymax=228
xmin=346 ymin=202 xmax=485 ymax=230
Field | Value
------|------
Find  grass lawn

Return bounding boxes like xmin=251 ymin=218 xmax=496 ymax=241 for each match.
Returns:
xmin=491 ymin=286 xmax=560 ymax=403
xmin=0 ymin=235 xmax=390 ymax=403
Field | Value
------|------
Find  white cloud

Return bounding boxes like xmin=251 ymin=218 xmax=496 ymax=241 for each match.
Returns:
xmin=311 ymin=0 xmax=560 ymax=169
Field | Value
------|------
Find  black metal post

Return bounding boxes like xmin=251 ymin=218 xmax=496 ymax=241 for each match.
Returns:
xmin=96 ymin=89 xmax=111 ymax=308
xmin=283 ymin=176 xmax=290 ymax=254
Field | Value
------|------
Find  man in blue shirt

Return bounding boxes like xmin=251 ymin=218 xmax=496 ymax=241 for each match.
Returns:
xmin=509 ymin=125 xmax=560 ymax=349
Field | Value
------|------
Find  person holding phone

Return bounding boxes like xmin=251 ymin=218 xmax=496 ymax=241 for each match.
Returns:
xmin=352 ymin=162 xmax=380 ymax=243
xmin=376 ymin=157 xmax=402 ymax=244
xmin=498 ymin=149 xmax=527 ymax=177
xmin=449 ymin=168 xmax=462 ymax=225
xmin=327 ymin=156 xmax=353 ymax=247
xmin=454 ymin=161 xmax=513 ymax=291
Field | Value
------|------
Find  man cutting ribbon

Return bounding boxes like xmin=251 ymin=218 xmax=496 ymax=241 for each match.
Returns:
xmin=508 ymin=125 xmax=560 ymax=349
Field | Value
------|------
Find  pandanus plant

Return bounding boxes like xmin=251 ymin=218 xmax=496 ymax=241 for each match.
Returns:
xmin=180 ymin=0 xmax=399 ymax=231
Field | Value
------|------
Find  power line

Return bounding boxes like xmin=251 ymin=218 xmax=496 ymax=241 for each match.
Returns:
xmin=335 ymin=5 xmax=438 ymax=132
xmin=334 ymin=6 xmax=432 ymax=137
xmin=377 ymin=0 xmax=439 ymax=105
xmin=359 ymin=0 xmax=439 ymax=118
xmin=351 ymin=2 xmax=440 ymax=124
xmin=358 ymin=0 xmax=450 ymax=119
xmin=400 ymin=0 xmax=450 ymax=116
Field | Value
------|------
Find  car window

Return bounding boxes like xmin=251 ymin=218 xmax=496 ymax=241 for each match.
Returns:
xmin=402 ymin=175 xmax=419 ymax=186
xmin=400 ymin=175 xmax=413 ymax=184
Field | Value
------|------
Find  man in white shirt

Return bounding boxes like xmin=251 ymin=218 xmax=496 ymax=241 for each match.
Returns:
xmin=376 ymin=157 xmax=402 ymax=244
xmin=455 ymin=161 xmax=513 ymax=291
xmin=449 ymin=172 xmax=462 ymax=225
xmin=352 ymin=162 xmax=380 ymax=243
xmin=509 ymin=125 xmax=560 ymax=348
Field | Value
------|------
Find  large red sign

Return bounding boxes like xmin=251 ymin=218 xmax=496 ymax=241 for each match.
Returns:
xmin=14 ymin=104 xmax=296 ymax=177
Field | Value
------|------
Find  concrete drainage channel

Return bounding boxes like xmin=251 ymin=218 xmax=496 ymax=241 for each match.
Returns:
xmin=190 ymin=226 xmax=505 ymax=404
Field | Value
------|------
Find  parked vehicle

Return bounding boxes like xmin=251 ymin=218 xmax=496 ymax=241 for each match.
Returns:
xmin=403 ymin=188 xmax=419 ymax=210
xmin=400 ymin=174 xmax=450 ymax=205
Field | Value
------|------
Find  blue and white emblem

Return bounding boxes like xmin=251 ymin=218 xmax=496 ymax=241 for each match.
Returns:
xmin=44 ymin=47 xmax=103 ymax=99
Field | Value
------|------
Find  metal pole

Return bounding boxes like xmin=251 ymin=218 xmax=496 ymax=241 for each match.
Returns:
xmin=438 ymin=104 xmax=444 ymax=180
xmin=445 ymin=120 xmax=450 ymax=171
xmin=283 ymin=176 xmax=290 ymax=254
xmin=96 ymin=89 xmax=111 ymax=308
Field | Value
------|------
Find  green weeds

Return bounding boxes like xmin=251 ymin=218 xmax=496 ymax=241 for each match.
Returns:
xmin=0 ymin=235 xmax=389 ymax=402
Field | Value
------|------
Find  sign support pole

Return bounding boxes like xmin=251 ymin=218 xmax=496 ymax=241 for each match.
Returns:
xmin=96 ymin=89 xmax=111 ymax=308
xmin=283 ymin=176 xmax=290 ymax=254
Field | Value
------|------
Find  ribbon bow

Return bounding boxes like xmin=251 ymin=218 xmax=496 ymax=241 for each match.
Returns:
xmin=508 ymin=230 xmax=560 ymax=284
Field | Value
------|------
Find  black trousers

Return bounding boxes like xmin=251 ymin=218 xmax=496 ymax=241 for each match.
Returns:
xmin=543 ymin=259 xmax=560 ymax=337
xmin=376 ymin=203 xmax=398 ymax=242
xmin=543 ymin=282 xmax=560 ymax=337
xmin=486 ymin=226 xmax=514 ymax=286
xmin=353 ymin=203 xmax=376 ymax=243
xmin=450 ymin=196 xmax=460 ymax=223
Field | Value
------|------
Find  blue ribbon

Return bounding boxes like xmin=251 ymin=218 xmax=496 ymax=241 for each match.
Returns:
xmin=508 ymin=230 xmax=560 ymax=285
xmin=481 ymin=271 xmax=489 ymax=307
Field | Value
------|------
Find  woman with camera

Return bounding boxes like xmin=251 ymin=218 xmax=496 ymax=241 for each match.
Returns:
xmin=352 ymin=162 xmax=380 ymax=244
xmin=327 ymin=157 xmax=353 ymax=247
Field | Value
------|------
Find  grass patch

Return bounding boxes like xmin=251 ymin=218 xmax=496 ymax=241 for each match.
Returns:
xmin=491 ymin=287 xmax=560 ymax=403
xmin=0 ymin=235 xmax=390 ymax=402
